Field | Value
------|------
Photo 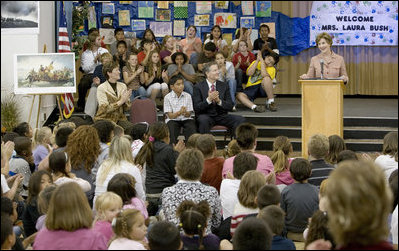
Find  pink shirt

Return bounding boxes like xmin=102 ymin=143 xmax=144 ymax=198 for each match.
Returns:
xmin=180 ymin=37 xmax=202 ymax=58
xmin=275 ymin=158 xmax=295 ymax=185
xmin=222 ymin=152 xmax=274 ymax=178
xmin=304 ymin=51 xmax=348 ymax=82
xmin=92 ymin=220 xmax=114 ymax=244
xmin=123 ymin=197 xmax=149 ymax=219
xmin=33 ymin=228 xmax=107 ymax=250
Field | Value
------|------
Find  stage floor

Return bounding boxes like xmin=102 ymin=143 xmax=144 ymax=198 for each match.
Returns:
xmin=231 ymin=97 xmax=398 ymax=119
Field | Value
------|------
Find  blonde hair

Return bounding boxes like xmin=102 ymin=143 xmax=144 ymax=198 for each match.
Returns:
xmin=223 ymin=139 xmax=241 ymax=159
xmin=308 ymin=134 xmax=329 ymax=159
xmin=270 ymin=136 xmax=292 ymax=174
xmin=97 ymin=135 xmax=135 ymax=185
xmin=238 ymin=170 xmax=267 ymax=208
xmin=32 ymin=126 xmax=52 ymax=150
xmin=382 ymin=131 xmax=397 ymax=157
xmin=326 ymin=160 xmax=392 ymax=247
xmin=112 ymin=209 xmax=142 ymax=239
xmin=316 ymin=32 xmax=333 ymax=46
xmin=46 ymin=182 xmax=93 ymax=231
xmin=94 ymin=192 xmax=123 ymax=221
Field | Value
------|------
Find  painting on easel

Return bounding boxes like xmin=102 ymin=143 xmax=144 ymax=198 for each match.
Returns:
xmin=14 ymin=53 xmax=76 ymax=95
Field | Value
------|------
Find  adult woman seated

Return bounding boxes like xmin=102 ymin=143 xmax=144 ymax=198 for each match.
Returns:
xmin=167 ymin=52 xmax=196 ymax=96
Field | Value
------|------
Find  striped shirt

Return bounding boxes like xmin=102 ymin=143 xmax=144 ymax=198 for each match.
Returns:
xmin=308 ymin=159 xmax=335 ymax=188
xmin=230 ymin=203 xmax=259 ymax=237
xmin=163 ymin=91 xmax=194 ymax=124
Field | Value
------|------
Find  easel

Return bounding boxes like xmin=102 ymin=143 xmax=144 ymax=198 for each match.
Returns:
xmin=27 ymin=44 xmax=64 ymax=128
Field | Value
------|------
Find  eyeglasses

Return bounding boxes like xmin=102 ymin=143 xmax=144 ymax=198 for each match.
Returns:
xmin=139 ymin=122 xmax=149 ymax=134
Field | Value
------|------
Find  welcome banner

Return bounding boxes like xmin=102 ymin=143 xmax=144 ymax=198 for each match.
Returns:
xmin=310 ymin=1 xmax=398 ymax=46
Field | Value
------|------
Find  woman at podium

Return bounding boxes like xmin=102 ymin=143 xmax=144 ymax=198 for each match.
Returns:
xmin=300 ymin=32 xmax=348 ymax=83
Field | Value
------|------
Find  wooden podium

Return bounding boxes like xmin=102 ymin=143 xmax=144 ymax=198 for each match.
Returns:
xmin=299 ymin=79 xmax=345 ymax=158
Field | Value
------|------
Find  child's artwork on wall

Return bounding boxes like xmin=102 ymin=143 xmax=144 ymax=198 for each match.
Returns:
xmin=119 ymin=1 xmax=132 ymax=4
xmin=222 ymin=33 xmax=232 ymax=45
xmin=149 ymin=21 xmax=172 ymax=37
xmin=173 ymin=20 xmax=185 ymax=36
xmin=1 ymin=0 xmax=40 ymax=34
xmin=131 ymin=19 xmax=146 ymax=30
xmin=157 ymin=1 xmax=169 ymax=9
xmin=174 ymin=1 xmax=188 ymax=18
xmin=88 ymin=6 xmax=97 ymax=29
xmin=102 ymin=3 xmax=115 ymax=15
xmin=196 ymin=1 xmax=212 ymax=14
xmin=118 ymin=10 xmax=130 ymax=26
xmin=194 ymin=15 xmax=210 ymax=27
xmin=99 ymin=28 xmax=116 ymax=44
xmin=214 ymin=13 xmax=237 ymax=29
xmin=240 ymin=17 xmax=255 ymax=28
xmin=14 ymin=53 xmax=76 ymax=95
xmin=241 ymin=1 xmax=254 ymax=16
xmin=156 ymin=9 xmax=171 ymax=21
xmin=256 ymin=1 xmax=271 ymax=17
xmin=101 ymin=16 xmax=113 ymax=28
xmin=138 ymin=1 xmax=154 ymax=18
xmin=215 ymin=1 xmax=229 ymax=9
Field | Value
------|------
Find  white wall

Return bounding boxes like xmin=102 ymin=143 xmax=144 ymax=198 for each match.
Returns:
xmin=1 ymin=1 xmax=56 ymax=129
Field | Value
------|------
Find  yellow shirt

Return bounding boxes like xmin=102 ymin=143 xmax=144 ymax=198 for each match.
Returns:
xmin=245 ymin=61 xmax=276 ymax=88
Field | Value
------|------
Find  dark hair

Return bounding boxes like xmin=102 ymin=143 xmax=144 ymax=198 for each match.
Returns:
xmin=1 ymin=214 xmax=14 ymax=247
xmin=176 ymin=200 xmax=210 ymax=250
xmin=257 ymin=184 xmax=281 ymax=209
xmin=196 ymin=134 xmax=216 ymax=158
xmin=236 ymin=123 xmax=258 ymax=150
xmin=14 ymin=136 xmax=31 ymax=155
xmin=260 ymin=24 xmax=270 ymax=32
xmin=209 ymin=25 xmax=222 ymax=40
xmin=389 ymin=169 xmax=398 ymax=212
xmin=233 ymin=152 xmax=258 ymax=179
xmin=107 ymin=173 xmax=137 ymax=205
xmin=13 ymin=122 xmax=30 ymax=137
xmin=143 ymin=28 xmax=156 ymax=41
xmin=204 ymin=41 xmax=217 ymax=52
xmin=268 ymin=51 xmax=280 ymax=65
xmin=235 ymin=27 xmax=248 ymax=40
xmin=148 ymin=221 xmax=181 ymax=250
xmin=289 ymin=158 xmax=312 ymax=182
xmin=102 ymin=61 xmax=120 ymax=80
xmin=186 ymin=25 xmax=197 ymax=33
xmin=232 ymin=217 xmax=272 ymax=250
xmin=27 ymin=170 xmax=52 ymax=205
xmin=88 ymin=27 xmax=99 ymax=35
xmin=337 ymin=150 xmax=358 ymax=163
xmin=134 ymin=122 xmax=169 ymax=167
xmin=114 ymin=27 xmax=124 ymax=36
xmin=1 ymin=197 xmax=13 ymax=216
xmin=127 ymin=122 xmax=148 ymax=141
xmin=3 ymin=132 xmax=19 ymax=143
xmin=304 ymin=210 xmax=335 ymax=249
xmin=55 ymin=127 xmax=74 ymax=147
xmin=117 ymin=40 xmax=127 ymax=49
xmin=49 ymin=151 xmax=69 ymax=178
xmin=326 ymin=135 xmax=346 ymax=164
xmin=171 ymin=52 xmax=188 ymax=65
xmin=92 ymin=120 xmax=116 ymax=143
xmin=140 ymin=39 xmax=153 ymax=49
xmin=169 ymin=75 xmax=185 ymax=86
xmin=258 ymin=205 xmax=285 ymax=235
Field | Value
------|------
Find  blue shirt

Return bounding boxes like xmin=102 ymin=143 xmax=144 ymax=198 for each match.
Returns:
xmin=271 ymin=235 xmax=296 ymax=250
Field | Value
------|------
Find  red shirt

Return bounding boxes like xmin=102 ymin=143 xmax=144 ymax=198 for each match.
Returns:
xmin=137 ymin=51 xmax=147 ymax=65
xmin=232 ymin=51 xmax=256 ymax=72
xmin=200 ymin=157 xmax=225 ymax=193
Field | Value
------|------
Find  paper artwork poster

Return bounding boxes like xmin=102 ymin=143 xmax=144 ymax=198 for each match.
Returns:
xmin=156 ymin=9 xmax=171 ymax=21
xmin=101 ymin=16 xmax=113 ymax=28
xmin=249 ymin=29 xmax=258 ymax=45
xmin=194 ymin=15 xmax=210 ymax=27
xmin=119 ymin=10 xmax=130 ymax=26
xmin=214 ymin=13 xmax=237 ymax=29
xmin=240 ymin=17 xmax=255 ymax=28
xmin=149 ymin=21 xmax=172 ymax=37
xmin=256 ymin=1 xmax=271 ymax=17
xmin=215 ymin=1 xmax=229 ymax=9
xmin=310 ymin=1 xmax=398 ymax=46
xmin=138 ymin=1 xmax=154 ymax=18
xmin=157 ymin=1 xmax=169 ymax=9
xmin=131 ymin=20 xmax=146 ymax=30
xmin=174 ymin=1 xmax=188 ymax=18
xmin=88 ymin=6 xmax=97 ymax=30
xmin=222 ymin=33 xmax=232 ymax=45
xmin=102 ymin=3 xmax=115 ymax=15
xmin=119 ymin=1 xmax=132 ymax=4
xmin=173 ymin=20 xmax=185 ymax=36
xmin=196 ymin=1 xmax=212 ymax=14
xmin=241 ymin=1 xmax=254 ymax=16
xmin=1 ymin=1 xmax=39 ymax=34
xmin=99 ymin=28 xmax=116 ymax=45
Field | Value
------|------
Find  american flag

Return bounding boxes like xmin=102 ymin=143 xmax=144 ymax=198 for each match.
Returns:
xmin=58 ymin=1 xmax=74 ymax=118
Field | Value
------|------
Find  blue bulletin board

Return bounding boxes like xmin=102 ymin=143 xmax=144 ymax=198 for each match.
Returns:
xmin=72 ymin=1 xmax=310 ymax=56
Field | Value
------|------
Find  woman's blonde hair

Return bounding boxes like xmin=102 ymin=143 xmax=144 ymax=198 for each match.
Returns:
xmin=94 ymin=192 xmax=123 ymax=221
xmin=46 ymin=182 xmax=93 ymax=231
xmin=97 ymin=135 xmax=135 ymax=185
xmin=326 ymin=160 xmax=392 ymax=247
xmin=238 ymin=170 xmax=267 ymax=208
xmin=316 ymin=32 xmax=333 ymax=46
xmin=112 ymin=209 xmax=142 ymax=239
xmin=270 ymin=136 xmax=292 ymax=174
xmin=32 ymin=126 xmax=52 ymax=150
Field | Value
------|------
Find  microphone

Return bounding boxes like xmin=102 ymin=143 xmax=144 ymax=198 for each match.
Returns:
xmin=320 ymin=59 xmax=324 ymax=79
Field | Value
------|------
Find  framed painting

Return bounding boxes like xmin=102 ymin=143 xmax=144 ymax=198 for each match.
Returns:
xmin=14 ymin=53 xmax=76 ymax=95
xmin=1 ymin=1 xmax=39 ymax=34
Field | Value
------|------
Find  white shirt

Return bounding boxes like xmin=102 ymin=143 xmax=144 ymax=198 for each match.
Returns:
xmin=220 ymin=179 xmax=241 ymax=220
xmin=163 ymin=91 xmax=194 ymax=124
xmin=392 ymin=205 xmax=398 ymax=245
xmin=204 ymin=38 xmax=228 ymax=49
xmin=81 ymin=47 xmax=109 ymax=74
xmin=374 ymin=154 xmax=398 ymax=180
xmin=54 ymin=176 xmax=91 ymax=192
xmin=1 ymin=174 xmax=10 ymax=194
xmin=94 ymin=160 xmax=145 ymax=204
xmin=108 ymin=237 xmax=146 ymax=250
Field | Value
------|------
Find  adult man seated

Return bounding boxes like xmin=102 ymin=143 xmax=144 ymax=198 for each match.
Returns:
xmin=196 ymin=42 xmax=217 ymax=73
xmin=193 ymin=62 xmax=245 ymax=135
